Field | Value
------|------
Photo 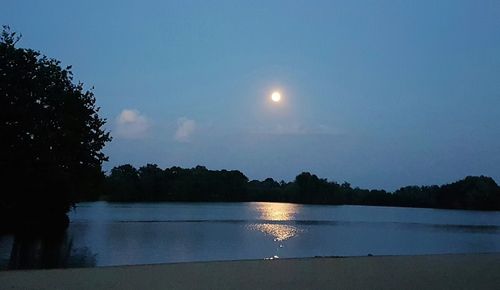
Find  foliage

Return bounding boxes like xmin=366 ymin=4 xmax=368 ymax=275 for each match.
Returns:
xmin=100 ymin=164 xmax=500 ymax=211
xmin=105 ymin=164 xmax=248 ymax=202
xmin=0 ymin=26 xmax=111 ymax=230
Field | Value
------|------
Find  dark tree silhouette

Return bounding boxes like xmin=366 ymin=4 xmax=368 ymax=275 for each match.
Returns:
xmin=435 ymin=176 xmax=500 ymax=210
xmin=106 ymin=164 xmax=140 ymax=201
xmin=0 ymin=26 xmax=111 ymax=231
xmin=100 ymin=164 xmax=500 ymax=211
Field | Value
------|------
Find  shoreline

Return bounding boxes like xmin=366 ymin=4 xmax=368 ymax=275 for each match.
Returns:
xmin=1 ymin=253 xmax=499 ymax=289
xmin=76 ymin=200 xmax=500 ymax=212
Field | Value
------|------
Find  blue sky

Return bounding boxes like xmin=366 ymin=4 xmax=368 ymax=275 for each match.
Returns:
xmin=3 ymin=0 xmax=500 ymax=190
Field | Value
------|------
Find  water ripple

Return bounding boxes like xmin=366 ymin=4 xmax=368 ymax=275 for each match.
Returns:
xmin=247 ymin=223 xmax=304 ymax=241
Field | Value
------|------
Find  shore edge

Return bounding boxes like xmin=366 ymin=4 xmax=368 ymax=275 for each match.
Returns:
xmin=1 ymin=253 xmax=499 ymax=289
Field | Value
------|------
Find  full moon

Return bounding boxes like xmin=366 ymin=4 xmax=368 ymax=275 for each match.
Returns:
xmin=271 ymin=91 xmax=281 ymax=102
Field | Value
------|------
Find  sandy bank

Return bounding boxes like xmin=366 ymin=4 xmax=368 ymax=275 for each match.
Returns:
xmin=0 ymin=253 xmax=499 ymax=290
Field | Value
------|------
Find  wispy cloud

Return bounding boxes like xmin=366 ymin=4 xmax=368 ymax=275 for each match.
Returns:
xmin=115 ymin=109 xmax=150 ymax=139
xmin=253 ymin=123 xmax=340 ymax=136
xmin=174 ymin=117 xmax=196 ymax=142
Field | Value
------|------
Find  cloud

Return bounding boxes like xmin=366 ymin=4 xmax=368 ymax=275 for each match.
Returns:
xmin=115 ymin=109 xmax=150 ymax=139
xmin=174 ymin=117 xmax=196 ymax=142
xmin=253 ymin=123 xmax=339 ymax=136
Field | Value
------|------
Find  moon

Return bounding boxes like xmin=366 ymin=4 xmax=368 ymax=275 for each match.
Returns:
xmin=271 ymin=91 xmax=281 ymax=102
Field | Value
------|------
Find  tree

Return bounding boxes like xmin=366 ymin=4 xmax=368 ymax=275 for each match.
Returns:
xmin=436 ymin=176 xmax=500 ymax=210
xmin=138 ymin=164 xmax=165 ymax=200
xmin=0 ymin=26 xmax=111 ymax=231
xmin=106 ymin=165 xmax=140 ymax=201
xmin=295 ymin=172 xmax=323 ymax=203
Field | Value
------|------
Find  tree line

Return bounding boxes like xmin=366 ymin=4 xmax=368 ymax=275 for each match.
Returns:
xmin=92 ymin=164 xmax=500 ymax=211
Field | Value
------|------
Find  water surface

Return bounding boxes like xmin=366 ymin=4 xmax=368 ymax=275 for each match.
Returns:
xmin=1 ymin=202 xmax=499 ymax=269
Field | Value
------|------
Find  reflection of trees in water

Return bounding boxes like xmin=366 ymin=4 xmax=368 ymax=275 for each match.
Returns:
xmin=8 ymin=232 xmax=96 ymax=269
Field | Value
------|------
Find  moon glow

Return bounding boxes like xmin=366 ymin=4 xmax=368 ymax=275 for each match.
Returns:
xmin=271 ymin=91 xmax=281 ymax=102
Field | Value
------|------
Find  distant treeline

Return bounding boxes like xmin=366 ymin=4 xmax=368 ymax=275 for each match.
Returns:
xmin=86 ymin=164 xmax=500 ymax=211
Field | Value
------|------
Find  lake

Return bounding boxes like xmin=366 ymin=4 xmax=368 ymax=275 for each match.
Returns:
xmin=1 ymin=202 xmax=500 ymax=269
